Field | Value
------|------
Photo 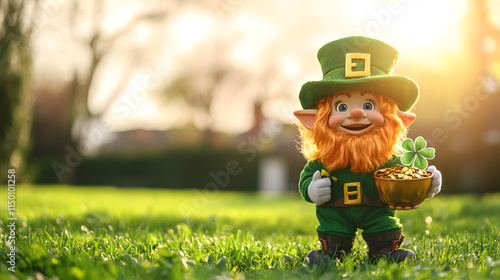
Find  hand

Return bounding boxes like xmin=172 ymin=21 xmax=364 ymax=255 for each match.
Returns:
xmin=426 ymin=165 xmax=442 ymax=199
xmin=389 ymin=166 xmax=441 ymax=209
xmin=308 ymin=170 xmax=331 ymax=205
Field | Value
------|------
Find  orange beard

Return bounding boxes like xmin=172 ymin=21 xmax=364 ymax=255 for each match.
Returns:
xmin=297 ymin=94 xmax=407 ymax=173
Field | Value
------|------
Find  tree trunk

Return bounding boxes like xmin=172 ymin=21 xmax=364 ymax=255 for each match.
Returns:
xmin=0 ymin=0 xmax=33 ymax=183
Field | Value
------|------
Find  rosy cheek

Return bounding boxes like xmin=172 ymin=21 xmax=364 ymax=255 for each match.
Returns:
xmin=367 ymin=111 xmax=384 ymax=127
xmin=328 ymin=114 xmax=346 ymax=129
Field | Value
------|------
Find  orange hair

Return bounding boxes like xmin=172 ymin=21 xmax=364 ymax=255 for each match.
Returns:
xmin=297 ymin=93 xmax=408 ymax=173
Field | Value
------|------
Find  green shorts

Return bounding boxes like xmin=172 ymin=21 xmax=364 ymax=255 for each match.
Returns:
xmin=316 ymin=205 xmax=403 ymax=237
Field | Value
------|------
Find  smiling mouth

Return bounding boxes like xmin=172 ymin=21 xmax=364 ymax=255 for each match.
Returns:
xmin=341 ymin=124 xmax=372 ymax=131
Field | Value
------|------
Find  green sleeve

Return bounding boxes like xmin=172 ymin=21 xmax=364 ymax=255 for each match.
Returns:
xmin=298 ymin=160 xmax=322 ymax=203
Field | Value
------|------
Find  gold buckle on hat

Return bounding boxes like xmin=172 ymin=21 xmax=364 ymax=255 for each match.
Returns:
xmin=345 ymin=53 xmax=370 ymax=78
xmin=344 ymin=182 xmax=362 ymax=205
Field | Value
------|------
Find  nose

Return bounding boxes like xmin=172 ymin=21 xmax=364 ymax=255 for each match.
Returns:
xmin=349 ymin=108 xmax=365 ymax=121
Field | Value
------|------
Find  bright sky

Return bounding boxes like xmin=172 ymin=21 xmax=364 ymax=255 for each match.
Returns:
xmin=33 ymin=0 xmax=472 ymax=136
xmin=344 ymin=0 xmax=467 ymax=55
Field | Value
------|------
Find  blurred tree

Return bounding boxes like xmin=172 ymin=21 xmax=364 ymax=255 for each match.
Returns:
xmin=66 ymin=0 xmax=167 ymax=152
xmin=30 ymin=0 xmax=225 ymax=183
xmin=33 ymin=0 xmax=172 ymax=183
xmin=163 ymin=68 xmax=228 ymax=144
xmin=0 ymin=0 xmax=33 ymax=182
xmin=161 ymin=37 xmax=291 ymax=143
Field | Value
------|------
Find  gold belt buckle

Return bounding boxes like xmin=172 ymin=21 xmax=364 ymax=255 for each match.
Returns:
xmin=344 ymin=182 xmax=362 ymax=205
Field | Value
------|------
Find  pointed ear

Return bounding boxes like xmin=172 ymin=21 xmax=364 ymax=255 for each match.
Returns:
xmin=294 ymin=109 xmax=318 ymax=130
xmin=397 ymin=111 xmax=416 ymax=127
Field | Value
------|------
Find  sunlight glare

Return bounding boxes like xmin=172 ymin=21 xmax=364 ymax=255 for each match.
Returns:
xmin=169 ymin=9 xmax=214 ymax=50
xmin=229 ymin=12 xmax=276 ymax=68
xmin=280 ymin=55 xmax=301 ymax=78
xmin=389 ymin=0 xmax=467 ymax=51
xmin=488 ymin=0 xmax=500 ymax=29
xmin=345 ymin=0 xmax=467 ymax=54
xmin=102 ymin=1 xmax=138 ymax=34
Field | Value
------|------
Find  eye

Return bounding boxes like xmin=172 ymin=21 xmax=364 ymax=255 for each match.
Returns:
xmin=363 ymin=101 xmax=374 ymax=111
xmin=336 ymin=103 xmax=348 ymax=112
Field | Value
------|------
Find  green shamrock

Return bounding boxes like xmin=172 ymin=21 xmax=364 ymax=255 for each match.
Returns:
xmin=401 ymin=136 xmax=435 ymax=170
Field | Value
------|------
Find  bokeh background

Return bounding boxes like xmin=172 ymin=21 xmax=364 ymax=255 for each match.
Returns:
xmin=2 ymin=0 xmax=500 ymax=193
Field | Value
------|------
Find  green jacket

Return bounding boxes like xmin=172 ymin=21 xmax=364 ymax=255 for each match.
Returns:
xmin=299 ymin=157 xmax=401 ymax=203
xmin=298 ymin=157 xmax=403 ymax=237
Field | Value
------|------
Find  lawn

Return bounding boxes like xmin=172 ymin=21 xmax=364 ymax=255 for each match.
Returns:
xmin=1 ymin=185 xmax=499 ymax=279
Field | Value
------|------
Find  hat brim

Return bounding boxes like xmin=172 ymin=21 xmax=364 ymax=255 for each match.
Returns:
xmin=299 ymin=75 xmax=419 ymax=112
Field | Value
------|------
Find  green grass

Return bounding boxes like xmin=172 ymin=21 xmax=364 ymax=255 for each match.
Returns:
xmin=1 ymin=185 xmax=499 ymax=279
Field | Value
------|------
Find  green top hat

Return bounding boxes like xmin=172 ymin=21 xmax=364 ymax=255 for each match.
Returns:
xmin=299 ymin=36 xmax=419 ymax=112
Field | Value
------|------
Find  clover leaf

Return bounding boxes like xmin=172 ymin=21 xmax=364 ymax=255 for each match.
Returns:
xmin=400 ymin=136 xmax=435 ymax=170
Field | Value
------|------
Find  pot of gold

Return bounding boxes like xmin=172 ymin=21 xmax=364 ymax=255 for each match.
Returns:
xmin=373 ymin=165 xmax=433 ymax=207
xmin=373 ymin=137 xmax=436 ymax=207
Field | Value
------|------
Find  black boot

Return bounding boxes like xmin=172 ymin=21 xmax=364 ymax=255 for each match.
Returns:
xmin=363 ymin=230 xmax=415 ymax=263
xmin=304 ymin=249 xmax=331 ymax=266
xmin=304 ymin=233 xmax=355 ymax=266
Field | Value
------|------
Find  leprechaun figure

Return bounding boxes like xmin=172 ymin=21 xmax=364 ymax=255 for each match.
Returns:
xmin=294 ymin=36 xmax=442 ymax=264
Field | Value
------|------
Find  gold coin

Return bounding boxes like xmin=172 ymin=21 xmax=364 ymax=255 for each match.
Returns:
xmin=374 ymin=164 xmax=432 ymax=180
